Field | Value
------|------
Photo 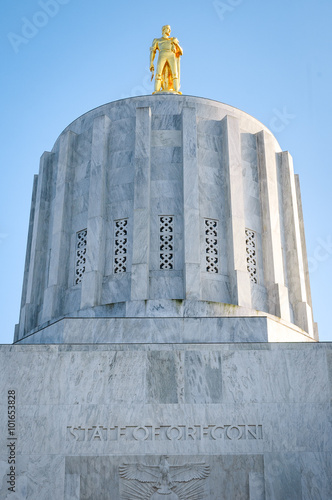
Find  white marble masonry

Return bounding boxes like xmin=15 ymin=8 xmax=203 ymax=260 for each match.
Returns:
xmin=256 ymin=131 xmax=291 ymax=322
xmin=7 ymin=94 xmax=328 ymax=499
xmin=278 ymin=151 xmax=313 ymax=335
xmin=15 ymin=95 xmax=317 ymax=343
xmin=222 ymin=115 xmax=252 ymax=308
xmin=131 ymin=106 xmax=151 ymax=301
xmin=80 ymin=115 xmax=111 ymax=309
xmin=42 ymin=131 xmax=77 ymax=323
xmin=182 ymin=105 xmax=201 ymax=300
xmin=0 ymin=342 xmax=331 ymax=499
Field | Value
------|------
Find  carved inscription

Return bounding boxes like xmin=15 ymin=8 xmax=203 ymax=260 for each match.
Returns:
xmin=119 ymin=455 xmax=210 ymax=499
xmin=66 ymin=423 xmax=263 ymax=442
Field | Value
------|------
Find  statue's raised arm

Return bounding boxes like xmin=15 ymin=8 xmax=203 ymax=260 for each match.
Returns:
xmin=150 ymin=25 xmax=183 ymax=95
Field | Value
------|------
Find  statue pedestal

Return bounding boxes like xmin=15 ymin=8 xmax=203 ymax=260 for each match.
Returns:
xmin=152 ymin=90 xmax=182 ymax=95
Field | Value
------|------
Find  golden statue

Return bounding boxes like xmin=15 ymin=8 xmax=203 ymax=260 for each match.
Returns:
xmin=150 ymin=25 xmax=183 ymax=95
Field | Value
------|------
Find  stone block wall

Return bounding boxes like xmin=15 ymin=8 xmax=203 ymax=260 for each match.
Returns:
xmin=1 ymin=342 xmax=331 ymax=499
xmin=15 ymin=96 xmax=317 ymax=342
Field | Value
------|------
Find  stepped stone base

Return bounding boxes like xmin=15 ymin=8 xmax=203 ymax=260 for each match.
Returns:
xmin=15 ymin=314 xmax=315 ymax=345
xmin=1 ymin=341 xmax=331 ymax=499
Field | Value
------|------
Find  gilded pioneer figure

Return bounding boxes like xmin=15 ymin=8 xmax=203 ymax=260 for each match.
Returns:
xmin=150 ymin=25 xmax=183 ymax=94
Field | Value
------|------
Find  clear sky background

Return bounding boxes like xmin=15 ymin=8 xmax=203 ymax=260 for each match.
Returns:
xmin=0 ymin=0 xmax=331 ymax=344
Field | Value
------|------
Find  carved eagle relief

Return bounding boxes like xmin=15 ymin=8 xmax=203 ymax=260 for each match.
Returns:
xmin=119 ymin=456 xmax=210 ymax=500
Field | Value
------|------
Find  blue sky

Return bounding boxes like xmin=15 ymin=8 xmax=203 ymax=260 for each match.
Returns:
xmin=1 ymin=0 xmax=331 ymax=343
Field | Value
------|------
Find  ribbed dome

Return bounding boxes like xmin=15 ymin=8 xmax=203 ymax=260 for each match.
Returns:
xmin=15 ymin=95 xmax=317 ymax=343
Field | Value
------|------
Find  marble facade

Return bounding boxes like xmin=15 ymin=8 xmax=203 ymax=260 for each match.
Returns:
xmin=1 ymin=342 xmax=331 ymax=499
xmin=15 ymin=95 xmax=317 ymax=343
xmin=2 ymin=96 xmax=329 ymax=499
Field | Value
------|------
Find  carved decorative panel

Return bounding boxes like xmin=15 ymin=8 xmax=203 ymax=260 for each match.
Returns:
xmin=245 ymin=229 xmax=257 ymax=284
xmin=114 ymin=219 xmax=128 ymax=274
xmin=159 ymin=216 xmax=174 ymax=270
xmin=205 ymin=219 xmax=219 ymax=273
xmin=75 ymin=229 xmax=87 ymax=284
